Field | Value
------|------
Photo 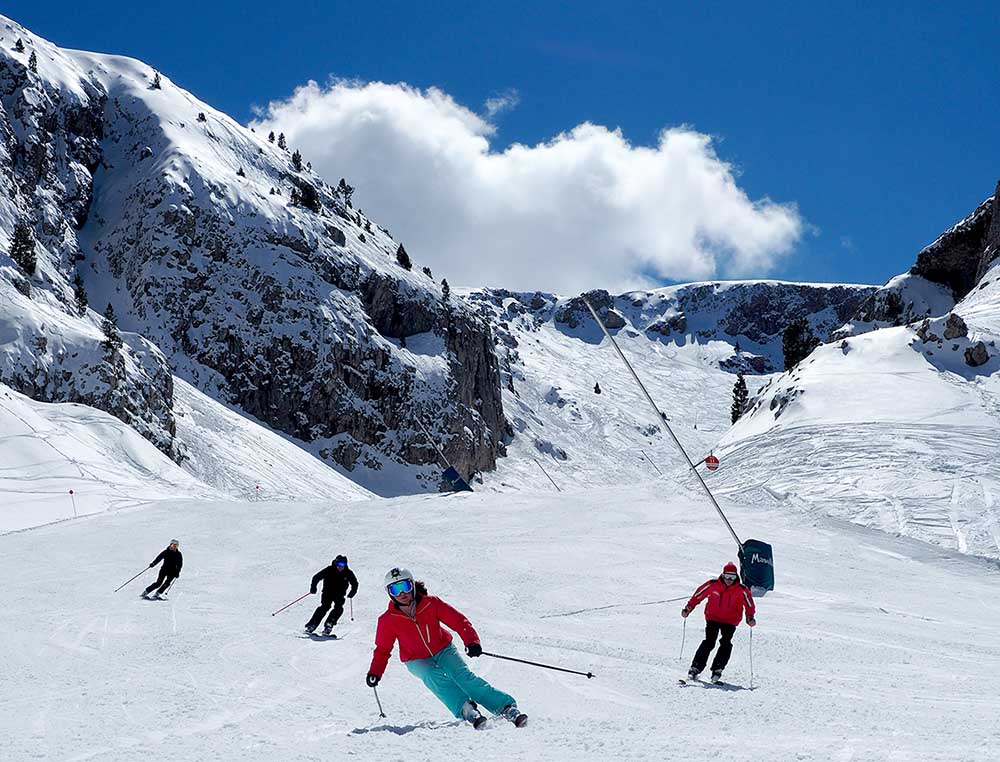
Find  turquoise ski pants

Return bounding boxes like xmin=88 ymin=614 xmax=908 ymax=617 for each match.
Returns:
xmin=405 ymin=643 xmax=516 ymax=718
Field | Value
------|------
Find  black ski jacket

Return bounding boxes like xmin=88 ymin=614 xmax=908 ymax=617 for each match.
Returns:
xmin=311 ymin=555 xmax=358 ymax=599
xmin=150 ymin=547 xmax=183 ymax=576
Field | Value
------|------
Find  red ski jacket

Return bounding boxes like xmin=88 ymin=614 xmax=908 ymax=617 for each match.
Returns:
xmin=368 ymin=595 xmax=480 ymax=677
xmin=686 ymin=565 xmax=756 ymax=626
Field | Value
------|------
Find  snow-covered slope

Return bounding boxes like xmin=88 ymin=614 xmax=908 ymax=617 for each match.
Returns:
xmin=718 ymin=272 xmax=1000 ymax=560
xmin=1 ymin=483 xmax=997 ymax=761
xmin=0 ymin=382 xmax=210 ymax=533
xmin=172 ymin=377 xmax=373 ymax=502
xmin=0 ymin=378 xmax=372 ymax=533
xmin=464 ymin=282 xmax=872 ymax=492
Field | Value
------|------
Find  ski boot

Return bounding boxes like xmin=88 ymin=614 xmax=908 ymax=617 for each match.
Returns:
xmin=687 ymin=667 xmax=700 ymax=681
xmin=499 ymin=703 xmax=528 ymax=728
xmin=710 ymin=669 xmax=724 ymax=684
xmin=461 ymin=701 xmax=487 ymax=730
xmin=304 ymin=623 xmax=317 ymax=635
xmin=140 ymin=591 xmax=151 ymax=600
xmin=322 ymin=623 xmax=334 ymax=637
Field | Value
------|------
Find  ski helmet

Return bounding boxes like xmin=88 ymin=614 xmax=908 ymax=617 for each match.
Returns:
xmin=333 ymin=555 xmax=348 ymax=567
xmin=170 ymin=539 xmax=180 ymax=546
xmin=384 ymin=567 xmax=414 ymax=594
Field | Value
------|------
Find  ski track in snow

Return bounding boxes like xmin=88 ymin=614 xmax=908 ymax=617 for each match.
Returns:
xmin=1 ymin=485 xmax=998 ymax=761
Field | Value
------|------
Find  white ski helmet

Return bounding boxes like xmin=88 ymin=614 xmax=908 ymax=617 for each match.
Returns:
xmin=384 ymin=567 xmax=414 ymax=594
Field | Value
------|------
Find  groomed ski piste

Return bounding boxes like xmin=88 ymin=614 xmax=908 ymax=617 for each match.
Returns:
xmin=2 ymin=476 xmax=998 ymax=761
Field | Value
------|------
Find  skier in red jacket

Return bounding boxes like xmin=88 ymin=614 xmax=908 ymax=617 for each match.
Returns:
xmin=366 ymin=567 xmax=527 ymax=730
xmin=682 ymin=561 xmax=756 ymax=683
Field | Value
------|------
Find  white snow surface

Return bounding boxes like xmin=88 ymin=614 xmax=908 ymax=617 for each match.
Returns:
xmin=718 ymin=276 xmax=1000 ymax=559
xmin=0 ymin=383 xmax=210 ymax=533
xmin=1 ymin=483 xmax=997 ymax=761
xmin=172 ymin=377 xmax=373 ymax=502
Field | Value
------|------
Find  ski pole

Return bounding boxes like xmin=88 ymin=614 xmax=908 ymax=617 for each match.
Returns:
xmin=372 ymin=686 xmax=387 ymax=718
xmin=350 ymin=597 xmax=354 ymax=622
xmin=482 ymin=651 xmax=595 ymax=679
xmin=749 ymin=627 xmax=754 ymax=690
xmin=679 ymin=618 xmax=687 ymax=661
xmin=114 ymin=567 xmax=150 ymax=593
xmin=271 ymin=592 xmax=312 ymax=617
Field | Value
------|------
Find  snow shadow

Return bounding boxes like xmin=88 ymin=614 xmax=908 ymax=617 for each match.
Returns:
xmin=350 ymin=719 xmax=464 ymax=735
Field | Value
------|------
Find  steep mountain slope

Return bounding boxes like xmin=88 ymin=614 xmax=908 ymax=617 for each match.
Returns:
xmin=464 ymin=281 xmax=873 ymax=491
xmin=717 ymin=190 xmax=1000 ymax=560
xmin=2 ymin=482 xmax=997 ymax=761
xmin=0 ymin=16 xmax=504 ymax=498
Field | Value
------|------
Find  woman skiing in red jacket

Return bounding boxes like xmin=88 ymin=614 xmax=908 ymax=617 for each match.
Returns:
xmin=366 ymin=567 xmax=527 ymax=730
xmin=682 ymin=561 xmax=756 ymax=683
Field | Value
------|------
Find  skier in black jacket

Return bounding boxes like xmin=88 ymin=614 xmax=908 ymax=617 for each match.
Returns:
xmin=305 ymin=555 xmax=358 ymax=635
xmin=142 ymin=539 xmax=183 ymax=599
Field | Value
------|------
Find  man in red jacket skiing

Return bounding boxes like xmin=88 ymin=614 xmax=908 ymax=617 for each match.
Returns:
xmin=366 ymin=567 xmax=527 ymax=730
xmin=682 ymin=561 xmax=756 ymax=683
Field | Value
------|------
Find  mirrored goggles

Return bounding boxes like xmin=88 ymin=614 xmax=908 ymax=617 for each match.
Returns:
xmin=722 ymin=572 xmax=738 ymax=581
xmin=387 ymin=579 xmax=413 ymax=596
xmin=336 ymin=561 xmax=346 ymax=568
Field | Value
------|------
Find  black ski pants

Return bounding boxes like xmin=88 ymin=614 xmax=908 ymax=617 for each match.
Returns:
xmin=690 ymin=620 xmax=737 ymax=674
xmin=144 ymin=567 xmax=177 ymax=595
xmin=306 ymin=594 xmax=345 ymax=630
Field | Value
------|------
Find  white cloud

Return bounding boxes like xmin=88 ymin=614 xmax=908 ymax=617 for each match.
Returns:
xmin=251 ymin=80 xmax=803 ymax=293
xmin=483 ymin=88 xmax=520 ymax=118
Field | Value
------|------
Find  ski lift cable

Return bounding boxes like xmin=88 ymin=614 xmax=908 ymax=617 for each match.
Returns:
xmin=583 ymin=297 xmax=743 ymax=548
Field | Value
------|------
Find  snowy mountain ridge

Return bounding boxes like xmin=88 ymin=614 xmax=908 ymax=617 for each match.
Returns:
xmin=0 ymin=15 xmax=504 ymax=497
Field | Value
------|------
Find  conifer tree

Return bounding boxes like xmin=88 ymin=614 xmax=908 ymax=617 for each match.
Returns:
xmin=151 ymin=71 xmax=162 ymax=89
xmin=731 ymin=373 xmax=749 ymax=424
xmin=441 ymin=279 xmax=451 ymax=302
xmin=101 ymin=303 xmax=123 ymax=356
xmin=337 ymin=178 xmax=354 ymax=207
xmin=782 ymin=318 xmax=820 ymax=370
xmin=422 ymin=266 xmax=433 ymax=279
xmin=395 ymin=244 xmax=412 ymax=270
xmin=73 ymin=273 xmax=88 ymax=316
xmin=14 ymin=38 xmax=24 ymax=53
xmin=268 ymin=131 xmax=275 ymax=143
xmin=277 ymin=132 xmax=287 ymax=150
xmin=8 ymin=219 xmax=37 ymax=275
xmin=291 ymin=149 xmax=302 ymax=171
xmin=28 ymin=50 xmax=37 ymax=72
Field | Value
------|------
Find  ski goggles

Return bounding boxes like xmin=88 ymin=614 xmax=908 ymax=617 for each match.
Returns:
xmin=722 ymin=572 xmax=739 ymax=581
xmin=336 ymin=561 xmax=346 ymax=568
xmin=387 ymin=579 xmax=413 ymax=596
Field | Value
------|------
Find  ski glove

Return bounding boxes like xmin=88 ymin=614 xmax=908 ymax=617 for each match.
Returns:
xmin=366 ymin=674 xmax=380 ymax=687
xmin=348 ymin=592 xmax=356 ymax=598
xmin=747 ymin=617 xmax=756 ymax=627
xmin=466 ymin=643 xmax=483 ymax=658
xmin=681 ymin=607 xmax=690 ymax=618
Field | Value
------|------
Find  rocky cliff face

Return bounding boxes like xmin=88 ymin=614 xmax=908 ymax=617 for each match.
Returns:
xmin=837 ymin=181 xmax=1000 ymax=340
xmin=0 ymin=20 xmax=179 ymax=457
xmin=466 ymin=280 xmax=875 ymax=379
xmin=0 ymin=18 xmax=505 ymax=489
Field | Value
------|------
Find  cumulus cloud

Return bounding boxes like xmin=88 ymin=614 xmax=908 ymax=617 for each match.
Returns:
xmin=251 ymin=80 xmax=803 ymax=293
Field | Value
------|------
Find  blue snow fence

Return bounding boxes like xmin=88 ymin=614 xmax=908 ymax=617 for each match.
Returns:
xmin=442 ymin=466 xmax=473 ymax=492
xmin=739 ymin=539 xmax=774 ymax=594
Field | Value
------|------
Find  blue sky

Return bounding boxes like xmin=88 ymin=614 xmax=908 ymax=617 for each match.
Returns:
xmin=10 ymin=0 xmax=1000 ymax=288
